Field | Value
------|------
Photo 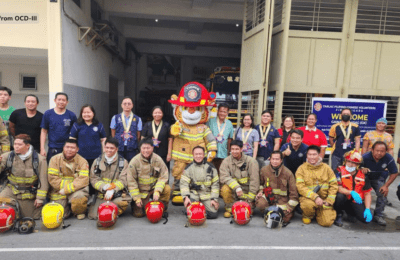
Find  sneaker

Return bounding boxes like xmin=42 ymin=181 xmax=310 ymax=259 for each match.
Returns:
xmin=76 ymin=214 xmax=86 ymax=220
xmin=224 ymin=211 xmax=231 ymax=218
xmin=373 ymin=216 xmax=387 ymax=226
xmin=334 ymin=215 xmax=343 ymax=227
xmin=302 ymin=217 xmax=311 ymax=224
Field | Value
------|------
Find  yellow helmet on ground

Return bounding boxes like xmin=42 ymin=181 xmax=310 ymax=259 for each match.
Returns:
xmin=42 ymin=202 xmax=64 ymax=229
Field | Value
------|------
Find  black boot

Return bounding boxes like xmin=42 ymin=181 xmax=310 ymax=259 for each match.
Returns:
xmin=334 ymin=214 xmax=343 ymax=227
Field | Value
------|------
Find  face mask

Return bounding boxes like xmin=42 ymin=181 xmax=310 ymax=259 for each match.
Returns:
xmin=342 ymin=115 xmax=351 ymax=122
xmin=345 ymin=166 xmax=356 ymax=172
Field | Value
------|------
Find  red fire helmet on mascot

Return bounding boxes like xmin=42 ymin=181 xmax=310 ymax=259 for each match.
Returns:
xmin=0 ymin=204 xmax=16 ymax=233
xmin=98 ymin=201 xmax=118 ymax=228
xmin=168 ymin=82 xmax=216 ymax=107
xmin=232 ymin=201 xmax=251 ymax=225
xmin=187 ymin=201 xmax=206 ymax=226
xmin=145 ymin=201 xmax=165 ymax=223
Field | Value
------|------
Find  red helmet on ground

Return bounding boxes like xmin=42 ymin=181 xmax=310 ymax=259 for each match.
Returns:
xmin=0 ymin=204 xmax=16 ymax=233
xmin=145 ymin=201 xmax=165 ymax=223
xmin=97 ymin=201 xmax=118 ymax=228
xmin=168 ymin=82 xmax=216 ymax=107
xmin=232 ymin=201 xmax=251 ymax=225
xmin=187 ymin=202 xmax=206 ymax=226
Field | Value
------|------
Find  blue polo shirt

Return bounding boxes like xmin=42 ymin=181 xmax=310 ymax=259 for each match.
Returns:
xmin=41 ymin=109 xmax=77 ymax=149
xmin=362 ymin=152 xmax=398 ymax=180
xmin=255 ymin=124 xmax=280 ymax=160
xmin=280 ymin=143 xmax=308 ymax=175
xmin=70 ymin=122 xmax=107 ymax=160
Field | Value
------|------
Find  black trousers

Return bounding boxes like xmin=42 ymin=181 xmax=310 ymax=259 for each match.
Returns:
xmin=334 ymin=193 xmax=368 ymax=223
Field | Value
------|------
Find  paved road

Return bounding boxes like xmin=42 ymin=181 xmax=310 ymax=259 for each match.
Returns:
xmin=1 ymin=179 xmax=400 ymax=260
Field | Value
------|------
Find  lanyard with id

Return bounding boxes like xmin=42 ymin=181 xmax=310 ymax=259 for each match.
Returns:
xmin=152 ymin=120 xmax=163 ymax=147
xmin=216 ymin=119 xmax=227 ymax=143
xmin=241 ymin=128 xmax=253 ymax=152
xmin=259 ymin=124 xmax=271 ymax=147
xmin=340 ymin=123 xmax=352 ymax=149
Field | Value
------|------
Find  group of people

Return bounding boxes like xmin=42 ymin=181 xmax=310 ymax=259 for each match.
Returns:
xmin=0 ymin=84 xmax=398 ymax=229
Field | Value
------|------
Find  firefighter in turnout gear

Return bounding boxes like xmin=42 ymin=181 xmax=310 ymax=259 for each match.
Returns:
xmin=0 ymin=134 xmax=48 ymax=219
xmin=255 ymin=151 xmax=298 ymax=224
xmin=88 ymin=137 xmax=129 ymax=220
xmin=219 ymin=140 xmax=260 ymax=218
xmin=127 ymin=137 xmax=170 ymax=218
xmin=296 ymin=145 xmax=338 ymax=227
xmin=181 ymin=146 xmax=220 ymax=219
xmin=48 ymin=139 xmax=89 ymax=219
xmin=334 ymin=150 xmax=373 ymax=226
xmin=0 ymin=117 xmax=10 ymax=154
xmin=168 ymin=82 xmax=217 ymax=205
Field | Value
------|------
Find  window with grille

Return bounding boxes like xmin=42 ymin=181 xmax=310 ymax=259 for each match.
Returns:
xmin=20 ymin=74 xmax=37 ymax=90
xmin=274 ymin=0 xmax=284 ymax=27
xmin=282 ymin=92 xmax=335 ymax=127
xmin=241 ymin=91 xmax=260 ymax=123
xmin=245 ymin=0 xmax=266 ymax=32
xmin=356 ymin=0 xmax=400 ymax=36
xmin=290 ymin=0 xmax=346 ymax=32
xmin=348 ymin=95 xmax=398 ymax=135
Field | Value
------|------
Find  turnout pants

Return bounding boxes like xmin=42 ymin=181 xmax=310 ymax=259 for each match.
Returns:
xmin=53 ymin=187 xmax=89 ymax=218
xmin=189 ymin=194 xmax=218 ymax=219
xmin=300 ymin=197 xmax=336 ymax=227
xmin=0 ymin=186 xmax=41 ymax=219
xmin=131 ymin=185 xmax=171 ymax=218
xmin=220 ymin=184 xmax=254 ymax=213
xmin=171 ymin=160 xmax=190 ymax=198
xmin=255 ymin=196 xmax=294 ymax=223
xmin=334 ymin=193 xmax=368 ymax=223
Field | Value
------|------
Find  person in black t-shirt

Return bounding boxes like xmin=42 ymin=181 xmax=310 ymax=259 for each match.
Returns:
xmin=9 ymin=94 xmax=43 ymax=151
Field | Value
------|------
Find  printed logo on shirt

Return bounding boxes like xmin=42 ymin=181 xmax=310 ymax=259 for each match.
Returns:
xmin=63 ymin=119 xmax=71 ymax=127
xmin=118 ymin=117 xmax=122 ymax=123
xmin=382 ymin=163 xmax=387 ymax=169
xmin=298 ymin=153 xmax=303 ymax=158
xmin=93 ymin=126 xmax=98 ymax=132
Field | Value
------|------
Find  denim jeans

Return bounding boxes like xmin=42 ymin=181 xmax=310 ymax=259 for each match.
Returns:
xmin=370 ymin=176 xmax=386 ymax=217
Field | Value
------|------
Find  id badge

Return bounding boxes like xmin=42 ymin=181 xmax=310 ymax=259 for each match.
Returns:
xmin=216 ymin=134 xmax=225 ymax=144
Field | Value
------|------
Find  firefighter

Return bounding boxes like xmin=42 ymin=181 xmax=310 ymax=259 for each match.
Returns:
xmin=168 ymin=82 xmax=217 ymax=205
xmin=0 ymin=134 xmax=48 ymax=219
xmin=181 ymin=146 xmax=219 ymax=219
xmin=48 ymin=138 xmax=89 ymax=219
xmin=296 ymin=145 xmax=338 ymax=227
xmin=334 ymin=150 xmax=372 ymax=227
xmin=219 ymin=140 xmax=260 ymax=218
xmin=0 ymin=117 xmax=10 ymax=154
xmin=255 ymin=151 xmax=298 ymax=224
xmin=88 ymin=137 xmax=130 ymax=220
xmin=127 ymin=137 xmax=170 ymax=218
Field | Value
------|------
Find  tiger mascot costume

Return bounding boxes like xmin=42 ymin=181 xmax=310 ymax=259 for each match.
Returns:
xmin=168 ymin=82 xmax=217 ymax=205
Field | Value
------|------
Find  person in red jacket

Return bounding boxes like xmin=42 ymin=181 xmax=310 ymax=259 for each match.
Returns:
xmin=298 ymin=113 xmax=327 ymax=159
xmin=333 ymin=150 xmax=372 ymax=227
xmin=278 ymin=115 xmax=296 ymax=148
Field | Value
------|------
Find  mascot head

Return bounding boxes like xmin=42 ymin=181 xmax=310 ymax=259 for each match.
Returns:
xmin=169 ymin=82 xmax=216 ymax=125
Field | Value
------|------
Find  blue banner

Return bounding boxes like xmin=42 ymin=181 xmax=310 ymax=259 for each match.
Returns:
xmin=312 ymin=98 xmax=387 ymax=146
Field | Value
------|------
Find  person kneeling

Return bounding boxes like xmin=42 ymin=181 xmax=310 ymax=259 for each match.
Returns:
xmin=255 ymin=151 xmax=298 ymax=224
xmin=48 ymin=139 xmax=89 ymax=219
xmin=88 ymin=137 xmax=130 ymax=220
xmin=296 ymin=145 xmax=338 ymax=227
xmin=127 ymin=137 xmax=170 ymax=217
xmin=334 ymin=150 xmax=372 ymax=226
xmin=219 ymin=140 xmax=260 ymax=218
xmin=181 ymin=146 xmax=219 ymax=219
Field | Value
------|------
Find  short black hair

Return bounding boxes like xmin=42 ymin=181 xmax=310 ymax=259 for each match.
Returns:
xmin=307 ymin=145 xmax=321 ymax=154
xmin=261 ymin=110 xmax=273 ymax=117
xmin=270 ymin=150 xmax=283 ymax=160
xmin=192 ymin=146 xmax=205 ymax=153
xmin=307 ymin=113 xmax=317 ymax=120
xmin=0 ymin=86 xmax=12 ymax=96
xmin=24 ymin=94 xmax=39 ymax=103
xmin=139 ymin=136 xmax=153 ymax=149
xmin=240 ymin=113 xmax=255 ymax=128
xmin=55 ymin=92 xmax=68 ymax=101
xmin=341 ymin=107 xmax=352 ymax=115
xmin=290 ymin=129 xmax=304 ymax=139
xmin=231 ymin=140 xmax=243 ymax=148
xmin=122 ymin=96 xmax=133 ymax=104
xmin=104 ymin=136 xmax=119 ymax=148
xmin=218 ymin=103 xmax=230 ymax=110
xmin=64 ymin=138 xmax=78 ymax=146
xmin=372 ymin=141 xmax=388 ymax=151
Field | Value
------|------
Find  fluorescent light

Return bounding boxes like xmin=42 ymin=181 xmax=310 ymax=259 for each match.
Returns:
xmin=155 ymin=19 xmax=159 ymax=22
xmin=236 ymin=24 xmax=239 ymax=27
